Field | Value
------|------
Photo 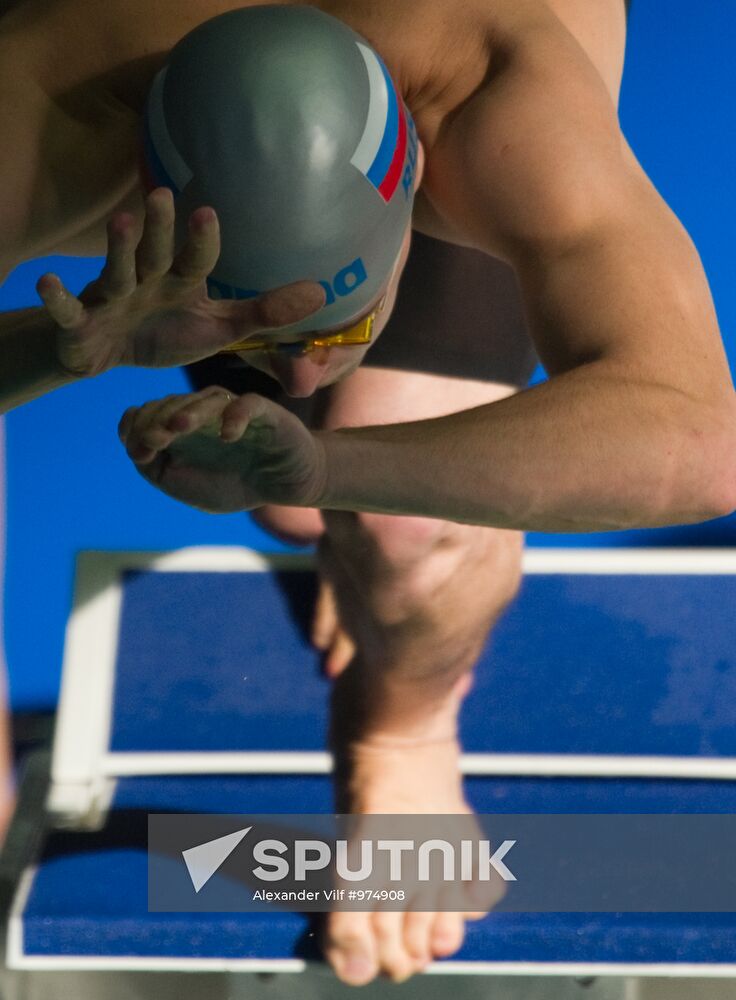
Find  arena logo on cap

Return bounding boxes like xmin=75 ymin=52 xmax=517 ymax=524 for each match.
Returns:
xmin=207 ymin=257 xmax=368 ymax=306
xmin=351 ymin=43 xmax=415 ymax=203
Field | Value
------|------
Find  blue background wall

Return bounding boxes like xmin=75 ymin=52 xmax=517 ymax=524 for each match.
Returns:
xmin=2 ymin=1 xmax=734 ymax=708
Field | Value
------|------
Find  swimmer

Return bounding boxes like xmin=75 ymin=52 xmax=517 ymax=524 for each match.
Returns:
xmin=2 ymin=0 xmax=735 ymax=986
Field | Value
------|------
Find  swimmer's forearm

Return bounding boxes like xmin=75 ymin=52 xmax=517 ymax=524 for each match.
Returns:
xmin=0 ymin=307 xmax=76 ymax=413
xmin=316 ymin=367 xmax=735 ymax=531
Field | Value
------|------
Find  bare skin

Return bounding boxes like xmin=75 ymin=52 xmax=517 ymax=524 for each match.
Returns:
xmin=1 ymin=0 xmax=735 ymax=986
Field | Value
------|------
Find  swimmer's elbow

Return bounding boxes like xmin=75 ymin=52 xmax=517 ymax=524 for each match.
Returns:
xmin=662 ymin=399 xmax=736 ymax=526
xmin=696 ymin=437 xmax=736 ymax=524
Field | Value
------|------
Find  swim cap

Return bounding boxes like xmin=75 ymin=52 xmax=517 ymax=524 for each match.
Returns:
xmin=140 ymin=5 xmax=419 ymax=335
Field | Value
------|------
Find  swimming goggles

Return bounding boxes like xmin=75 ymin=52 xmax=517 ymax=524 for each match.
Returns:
xmin=219 ymin=296 xmax=387 ymax=355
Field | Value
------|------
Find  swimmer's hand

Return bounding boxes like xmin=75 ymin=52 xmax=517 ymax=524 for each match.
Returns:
xmin=36 ymin=188 xmax=325 ymax=377
xmin=118 ymin=387 xmax=327 ymax=512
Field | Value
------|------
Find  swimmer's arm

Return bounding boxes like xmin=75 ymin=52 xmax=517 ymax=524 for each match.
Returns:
xmin=0 ymin=306 xmax=77 ymax=413
xmin=317 ymin=366 xmax=733 ymax=530
xmin=315 ymin=21 xmax=736 ymax=531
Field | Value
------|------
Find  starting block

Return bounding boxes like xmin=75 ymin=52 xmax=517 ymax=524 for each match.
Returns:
xmin=3 ymin=546 xmax=736 ymax=998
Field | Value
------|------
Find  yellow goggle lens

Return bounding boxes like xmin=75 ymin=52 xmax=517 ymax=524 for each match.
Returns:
xmin=220 ymin=300 xmax=383 ymax=355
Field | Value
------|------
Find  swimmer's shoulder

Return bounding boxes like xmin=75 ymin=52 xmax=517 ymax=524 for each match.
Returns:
xmin=398 ymin=0 xmax=628 ymax=247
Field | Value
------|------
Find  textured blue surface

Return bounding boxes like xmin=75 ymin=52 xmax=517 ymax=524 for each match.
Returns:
xmin=21 ymin=775 xmax=736 ymax=962
xmin=470 ymin=573 xmax=736 ymax=757
xmin=110 ymin=569 xmax=328 ymax=753
xmin=110 ymin=569 xmax=736 ymax=757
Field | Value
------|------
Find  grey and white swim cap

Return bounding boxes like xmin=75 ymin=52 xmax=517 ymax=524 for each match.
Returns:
xmin=141 ymin=5 xmax=419 ymax=334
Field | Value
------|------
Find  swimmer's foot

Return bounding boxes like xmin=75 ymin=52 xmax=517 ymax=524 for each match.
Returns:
xmin=324 ymin=675 xmax=498 ymax=986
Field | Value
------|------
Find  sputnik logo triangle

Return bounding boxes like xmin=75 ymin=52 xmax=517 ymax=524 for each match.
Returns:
xmin=182 ymin=826 xmax=253 ymax=893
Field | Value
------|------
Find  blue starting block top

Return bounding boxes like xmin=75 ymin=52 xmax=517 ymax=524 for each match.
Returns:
xmin=90 ymin=548 xmax=736 ymax=765
xmin=9 ymin=547 xmax=736 ymax=974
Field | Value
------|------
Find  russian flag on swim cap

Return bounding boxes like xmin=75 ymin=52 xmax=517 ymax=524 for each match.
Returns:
xmin=351 ymin=43 xmax=408 ymax=203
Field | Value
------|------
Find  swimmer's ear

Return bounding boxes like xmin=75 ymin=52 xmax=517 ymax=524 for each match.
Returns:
xmin=416 ymin=141 xmax=426 ymax=191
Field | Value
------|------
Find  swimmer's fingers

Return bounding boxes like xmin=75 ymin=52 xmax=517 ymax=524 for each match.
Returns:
xmin=88 ymin=213 xmax=140 ymax=302
xmin=120 ymin=387 xmax=235 ymax=464
xmin=136 ymin=188 xmax=176 ymax=282
xmin=119 ymin=393 xmax=201 ymax=455
xmin=151 ymin=389 xmax=262 ymax=443
xmin=211 ymin=280 xmax=327 ymax=338
xmin=36 ymin=274 xmax=85 ymax=330
xmin=171 ymin=206 xmax=221 ymax=282
xmin=163 ymin=386 xmax=237 ymax=435
xmin=218 ymin=394 xmax=268 ymax=441
xmin=254 ymin=281 xmax=327 ymax=328
xmin=86 ymin=194 xmax=215 ymax=299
